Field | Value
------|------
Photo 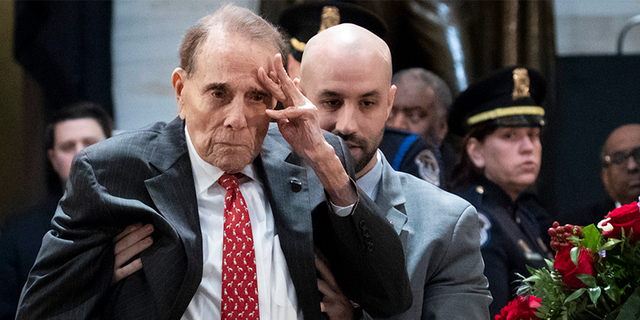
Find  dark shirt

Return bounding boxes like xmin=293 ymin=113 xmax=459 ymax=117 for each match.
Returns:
xmin=0 ymin=193 xmax=59 ymax=320
xmin=379 ymin=128 xmax=443 ymax=187
xmin=456 ymin=178 xmax=552 ymax=317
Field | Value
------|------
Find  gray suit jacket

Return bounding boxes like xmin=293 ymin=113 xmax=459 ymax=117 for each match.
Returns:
xmin=16 ymin=119 xmax=411 ymax=320
xmin=368 ymin=156 xmax=492 ymax=320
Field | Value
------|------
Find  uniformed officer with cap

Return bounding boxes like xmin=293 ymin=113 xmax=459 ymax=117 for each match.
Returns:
xmin=279 ymin=1 xmax=444 ymax=187
xmin=448 ymin=66 xmax=553 ymax=317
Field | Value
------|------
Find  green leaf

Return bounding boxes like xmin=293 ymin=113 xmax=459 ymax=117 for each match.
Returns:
xmin=571 ymin=246 xmax=580 ymax=266
xmin=604 ymin=238 xmax=623 ymax=251
xmin=576 ymin=273 xmax=598 ymax=288
xmin=582 ymin=224 xmax=602 ymax=251
xmin=588 ymin=286 xmax=601 ymax=306
xmin=565 ymin=288 xmax=587 ymax=303
xmin=545 ymin=258 xmax=555 ymax=269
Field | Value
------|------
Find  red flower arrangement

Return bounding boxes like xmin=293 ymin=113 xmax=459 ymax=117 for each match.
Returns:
xmin=497 ymin=201 xmax=640 ymax=320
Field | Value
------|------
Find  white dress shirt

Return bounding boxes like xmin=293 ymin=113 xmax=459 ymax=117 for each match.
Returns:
xmin=182 ymin=127 xmax=301 ymax=320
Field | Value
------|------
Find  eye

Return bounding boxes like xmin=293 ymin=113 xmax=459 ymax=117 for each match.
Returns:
xmin=250 ymin=92 xmax=266 ymax=102
xmin=58 ymin=142 xmax=76 ymax=153
xmin=322 ymin=100 xmax=342 ymax=110
xmin=211 ymin=90 xmax=226 ymax=99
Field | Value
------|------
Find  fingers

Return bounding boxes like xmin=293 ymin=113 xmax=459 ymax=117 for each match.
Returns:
xmin=114 ymin=234 xmax=153 ymax=268
xmin=258 ymin=67 xmax=287 ymax=103
xmin=266 ymin=104 xmax=315 ymax=120
xmin=114 ymin=223 xmax=142 ymax=243
xmin=272 ymin=54 xmax=306 ymax=107
xmin=316 ymin=254 xmax=341 ymax=293
xmin=114 ymin=224 xmax=154 ymax=255
xmin=114 ymin=258 xmax=143 ymax=283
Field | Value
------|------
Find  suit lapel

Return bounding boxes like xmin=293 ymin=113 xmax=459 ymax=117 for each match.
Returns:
xmin=253 ymin=124 xmax=322 ymax=319
xmin=142 ymin=118 xmax=203 ymax=319
xmin=375 ymin=156 xmax=408 ymax=235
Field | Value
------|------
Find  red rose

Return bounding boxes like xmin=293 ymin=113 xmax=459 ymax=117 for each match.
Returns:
xmin=495 ymin=295 xmax=541 ymax=320
xmin=601 ymin=201 xmax=640 ymax=243
xmin=553 ymin=246 xmax=595 ymax=289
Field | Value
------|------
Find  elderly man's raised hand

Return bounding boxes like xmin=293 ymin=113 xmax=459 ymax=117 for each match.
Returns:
xmin=258 ymin=54 xmax=356 ymax=206
xmin=258 ymin=54 xmax=330 ymax=162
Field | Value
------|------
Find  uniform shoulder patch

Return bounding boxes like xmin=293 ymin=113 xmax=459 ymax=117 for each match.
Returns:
xmin=478 ymin=212 xmax=491 ymax=247
xmin=414 ymin=149 xmax=440 ymax=186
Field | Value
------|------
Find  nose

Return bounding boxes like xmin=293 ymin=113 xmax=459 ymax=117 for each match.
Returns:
xmin=626 ymin=154 xmax=639 ymax=171
xmin=223 ymin=96 xmax=248 ymax=130
xmin=520 ymin=135 xmax=535 ymax=153
xmin=334 ymin=103 xmax=358 ymax=135
xmin=73 ymin=143 xmax=84 ymax=155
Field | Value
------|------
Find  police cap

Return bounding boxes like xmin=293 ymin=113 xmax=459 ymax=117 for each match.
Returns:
xmin=448 ymin=66 xmax=547 ymax=136
xmin=278 ymin=1 xmax=387 ymax=62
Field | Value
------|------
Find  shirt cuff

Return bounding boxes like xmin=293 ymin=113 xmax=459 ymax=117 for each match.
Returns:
xmin=326 ymin=177 xmax=359 ymax=217
xmin=330 ymin=201 xmax=355 ymax=217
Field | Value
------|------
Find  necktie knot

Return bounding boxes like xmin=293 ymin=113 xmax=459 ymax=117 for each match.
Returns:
xmin=219 ymin=173 xmax=241 ymax=191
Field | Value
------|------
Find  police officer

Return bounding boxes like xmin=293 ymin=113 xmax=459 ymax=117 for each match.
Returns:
xmin=278 ymin=1 xmax=443 ymax=186
xmin=448 ymin=66 xmax=553 ymax=317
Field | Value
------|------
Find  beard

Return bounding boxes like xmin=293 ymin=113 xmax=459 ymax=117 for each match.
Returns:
xmin=333 ymin=128 xmax=383 ymax=174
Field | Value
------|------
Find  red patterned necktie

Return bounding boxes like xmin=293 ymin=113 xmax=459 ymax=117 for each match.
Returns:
xmin=219 ymin=173 xmax=259 ymax=319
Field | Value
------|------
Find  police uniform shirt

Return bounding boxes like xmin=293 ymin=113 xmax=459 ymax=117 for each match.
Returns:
xmin=378 ymin=128 xmax=442 ymax=187
xmin=457 ymin=177 xmax=552 ymax=317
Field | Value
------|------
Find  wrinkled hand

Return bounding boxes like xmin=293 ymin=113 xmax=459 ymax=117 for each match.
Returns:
xmin=258 ymin=53 xmax=332 ymax=162
xmin=316 ymin=254 xmax=355 ymax=320
xmin=258 ymin=53 xmax=356 ymax=206
xmin=113 ymin=223 xmax=154 ymax=283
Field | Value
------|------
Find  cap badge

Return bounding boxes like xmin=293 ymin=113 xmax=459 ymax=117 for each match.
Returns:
xmin=512 ymin=68 xmax=531 ymax=100
xmin=319 ymin=6 xmax=340 ymax=33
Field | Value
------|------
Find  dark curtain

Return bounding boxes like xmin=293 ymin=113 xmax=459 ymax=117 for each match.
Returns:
xmin=13 ymin=0 xmax=113 ymax=198
xmin=14 ymin=0 xmax=113 ymax=118
xmin=261 ymin=0 xmax=556 ymax=96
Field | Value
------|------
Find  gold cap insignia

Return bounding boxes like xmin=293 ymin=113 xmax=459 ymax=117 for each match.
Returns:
xmin=512 ymin=68 xmax=530 ymax=100
xmin=319 ymin=6 xmax=340 ymax=33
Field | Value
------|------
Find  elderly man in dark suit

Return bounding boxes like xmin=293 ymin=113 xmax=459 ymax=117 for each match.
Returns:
xmin=16 ymin=5 xmax=411 ymax=320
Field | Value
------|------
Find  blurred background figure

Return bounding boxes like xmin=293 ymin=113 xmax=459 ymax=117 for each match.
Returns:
xmin=555 ymin=124 xmax=640 ymax=227
xmin=278 ymin=1 xmax=444 ymax=186
xmin=387 ymin=68 xmax=451 ymax=145
xmin=0 ymin=102 xmax=112 ymax=320
xmin=448 ymin=66 xmax=552 ymax=317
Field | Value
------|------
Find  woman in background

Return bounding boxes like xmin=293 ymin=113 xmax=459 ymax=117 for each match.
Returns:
xmin=448 ymin=66 xmax=553 ymax=317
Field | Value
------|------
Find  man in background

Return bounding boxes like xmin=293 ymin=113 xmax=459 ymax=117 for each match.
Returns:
xmin=0 ymin=102 xmax=112 ymax=320
xmin=556 ymin=124 xmax=640 ymax=227
xmin=278 ymin=1 xmax=444 ymax=187
xmin=299 ymin=23 xmax=491 ymax=320
xmin=386 ymin=68 xmax=451 ymax=146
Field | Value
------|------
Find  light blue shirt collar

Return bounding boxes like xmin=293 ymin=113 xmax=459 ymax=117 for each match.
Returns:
xmin=356 ymin=150 xmax=384 ymax=202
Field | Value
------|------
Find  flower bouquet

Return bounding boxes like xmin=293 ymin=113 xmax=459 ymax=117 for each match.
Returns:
xmin=496 ymin=201 xmax=640 ymax=320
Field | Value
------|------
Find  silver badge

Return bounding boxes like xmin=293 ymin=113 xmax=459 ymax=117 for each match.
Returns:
xmin=478 ymin=213 xmax=491 ymax=247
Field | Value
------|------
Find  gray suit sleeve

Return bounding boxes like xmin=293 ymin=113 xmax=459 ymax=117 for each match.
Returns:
xmin=421 ymin=205 xmax=492 ymax=320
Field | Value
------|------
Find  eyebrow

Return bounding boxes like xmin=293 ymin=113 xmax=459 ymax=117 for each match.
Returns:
xmin=318 ymin=89 xmax=382 ymax=99
xmin=203 ymin=83 xmax=229 ymax=93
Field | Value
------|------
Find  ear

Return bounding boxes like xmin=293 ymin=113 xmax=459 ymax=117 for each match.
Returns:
xmin=172 ymin=68 xmax=188 ymax=119
xmin=293 ymin=78 xmax=304 ymax=95
xmin=386 ymin=84 xmax=397 ymax=120
xmin=466 ymin=137 xmax=485 ymax=169
xmin=437 ymin=115 xmax=449 ymax=142
xmin=602 ymin=167 xmax=612 ymax=197
xmin=48 ymin=149 xmax=62 ymax=176
xmin=287 ymin=54 xmax=301 ymax=80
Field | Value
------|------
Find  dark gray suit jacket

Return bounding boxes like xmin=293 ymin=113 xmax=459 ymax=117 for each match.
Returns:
xmin=16 ymin=118 xmax=411 ymax=320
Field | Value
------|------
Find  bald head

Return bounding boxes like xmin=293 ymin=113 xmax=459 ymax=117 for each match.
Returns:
xmin=300 ymin=23 xmax=393 ymax=86
xmin=297 ymin=23 xmax=396 ymax=177
xmin=602 ymin=124 xmax=640 ymax=204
